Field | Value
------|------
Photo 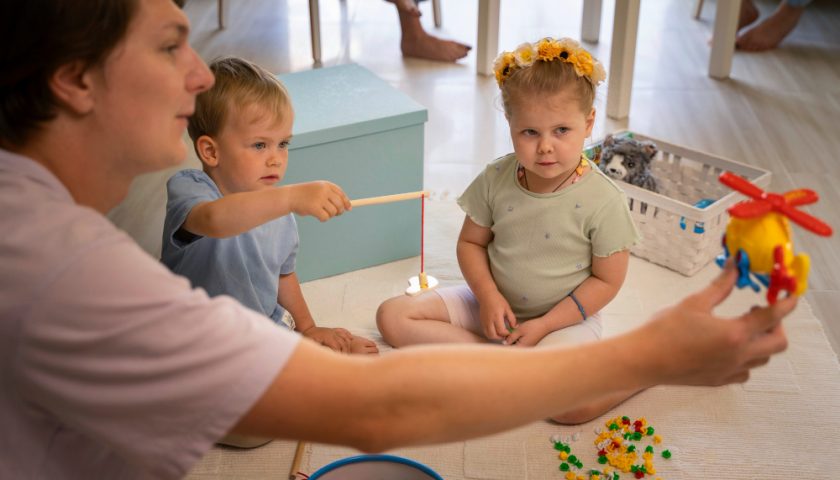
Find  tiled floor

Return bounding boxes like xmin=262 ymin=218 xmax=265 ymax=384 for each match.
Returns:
xmin=111 ymin=0 xmax=840 ymax=354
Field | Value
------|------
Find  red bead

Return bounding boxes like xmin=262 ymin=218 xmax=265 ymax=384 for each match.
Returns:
xmin=634 ymin=470 xmax=645 ymax=478
xmin=598 ymin=449 xmax=607 ymax=456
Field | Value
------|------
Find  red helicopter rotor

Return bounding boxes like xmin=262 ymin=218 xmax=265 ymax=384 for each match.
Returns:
xmin=719 ymin=172 xmax=833 ymax=237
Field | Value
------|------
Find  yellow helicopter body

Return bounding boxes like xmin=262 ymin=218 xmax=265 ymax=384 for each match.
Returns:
xmin=723 ymin=213 xmax=810 ymax=297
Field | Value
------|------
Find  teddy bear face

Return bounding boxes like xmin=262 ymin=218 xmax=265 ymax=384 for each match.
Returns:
xmin=601 ymin=138 xmax=651 ymax=181
xmin=597 ymin=135 xmax=660 ymax=193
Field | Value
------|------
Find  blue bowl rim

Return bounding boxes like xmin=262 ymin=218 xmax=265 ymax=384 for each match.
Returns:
xmin=308 ymin=453 xmax=443 ymax=479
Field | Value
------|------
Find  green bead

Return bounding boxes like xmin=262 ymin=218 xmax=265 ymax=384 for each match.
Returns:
xmin=609 ymin=423 xmax=619 ymax=430
xmin=554 ymin=442 xmax=564 ymax=451
xmin=662 ymin=449 xmax=672 ymax=459
xmin=576 ymin=461 xmax=583 ymax=469
xmin=646 ymin=427 xmax=654 ymax=436
xmin=630 ymin=465 xmax=638 ymax=472
xmin=626 ymin=445 xmax=635 ymax=453
xmin=591 ymin=470 xmax=602 ymax=475
xmin=613 ymin=474 xmax=620 ymax=480
xmin=622 ymin=416 xmax=630 ymax=422
xmin=569 ymin=455 xmax=578 ymax=463
xmin=632 ymin=432 xmax=643 ymax=441
xmin=598 ymin=455 xmax=608 ymax=465
xmin=564 ymin=445 xmax=571 ymax=453
xmin=645 ymin=446 xmax=653 ymax=453
xmin=560 ymin=462 xmax=570 ymax=471
xmin=640 ymin=465 xmax=647 ymax=474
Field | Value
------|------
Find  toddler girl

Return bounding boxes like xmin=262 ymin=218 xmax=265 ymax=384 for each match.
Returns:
xmin=377 ymin=37 xmax=640 ymax=423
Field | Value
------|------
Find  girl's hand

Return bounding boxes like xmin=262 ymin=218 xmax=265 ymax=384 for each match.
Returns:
xmin=301 ymin=326 xmax=353 ymax=352
xmin=504 ymin=318 xmax=550 ymax=347
xmin=478 ymin=292 xmax=517 ymax=340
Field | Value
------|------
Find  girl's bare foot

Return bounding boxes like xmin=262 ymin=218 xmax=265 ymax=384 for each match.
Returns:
xmin=736 ymin=2 xmax=805 ymax=51
xmin=738 ymin=0 xmax=760 ymax=30
xmin=350 ymin=335 xmax=380 ymax=355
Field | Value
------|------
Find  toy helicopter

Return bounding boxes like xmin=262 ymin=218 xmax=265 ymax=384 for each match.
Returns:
xmin=715 ymin=172 xmax=833 ymax=304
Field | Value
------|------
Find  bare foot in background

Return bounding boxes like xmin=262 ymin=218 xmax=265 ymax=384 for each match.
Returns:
xmin=401 ymin=31 xmax=471 ymax=62
xmin=738 ymin=0 xmax=760 ymax=30
xmin=388 ymin=0 xmax=471 ymax=62
xmin=736 ymin=1 xmax=806 ymax=51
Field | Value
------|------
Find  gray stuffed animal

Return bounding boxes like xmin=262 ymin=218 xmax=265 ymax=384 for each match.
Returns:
xmin=598 ymin=134 xmax=659 ymax=193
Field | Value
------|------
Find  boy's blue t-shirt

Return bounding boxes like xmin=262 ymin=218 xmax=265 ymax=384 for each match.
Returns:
xmin=161 ymin=169 xmax=298 ymax=324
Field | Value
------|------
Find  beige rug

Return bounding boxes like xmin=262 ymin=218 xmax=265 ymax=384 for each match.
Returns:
xmin=188 ymin=199 xmax=840 ymax=479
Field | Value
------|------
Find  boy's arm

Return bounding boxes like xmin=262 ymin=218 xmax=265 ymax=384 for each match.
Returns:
xmin=183 ymin=181 xmax=350 ymax=238
xmin=456 ymin=215 xmax=517 ymax=339
xmin=277 ymin=272 xmax=352 ymax=352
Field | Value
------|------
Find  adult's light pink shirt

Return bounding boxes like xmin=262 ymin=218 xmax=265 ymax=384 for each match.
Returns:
xmin=0 ymin=149 xmax=301 ymax=479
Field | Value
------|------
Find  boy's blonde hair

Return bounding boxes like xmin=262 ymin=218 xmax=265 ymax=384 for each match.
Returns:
xmin=494 ymin=37 xmax=605 ymax=117
xmin=187 ymin=56 xmax=291 ymax=152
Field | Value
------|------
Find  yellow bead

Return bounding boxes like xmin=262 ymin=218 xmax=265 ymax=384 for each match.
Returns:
xmin=560 ymin=451 xmax=569 ymax=460
xmin=565 ymin=472 xmax=576 ymax=480
xmin=653 ymin=434 xmax=662 ymax=445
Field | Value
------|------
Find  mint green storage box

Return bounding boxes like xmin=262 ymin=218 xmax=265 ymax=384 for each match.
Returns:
xmin=278 ymin=64 xmax=427 ymax=282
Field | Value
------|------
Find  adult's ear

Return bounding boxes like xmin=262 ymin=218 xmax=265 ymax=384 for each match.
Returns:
xmin=195 ymin=135 xmax=219 ymax=167
xmin=48 ymin=61 xmax=95 ymax=115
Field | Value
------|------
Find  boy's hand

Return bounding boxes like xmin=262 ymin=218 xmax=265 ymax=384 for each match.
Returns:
xmin=504 ymin=318 xmax=550 ymax=347
xmin=478 ymin=292 xmax=517 ymax=341
xmin=290 ymin=182 xmax=351 ymax=222
xmin=301 ymin=326 xmax=354 ymax=352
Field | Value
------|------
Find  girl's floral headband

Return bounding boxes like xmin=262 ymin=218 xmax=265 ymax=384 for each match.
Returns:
xmin=493 ymin=37 xmax=606 ymax=87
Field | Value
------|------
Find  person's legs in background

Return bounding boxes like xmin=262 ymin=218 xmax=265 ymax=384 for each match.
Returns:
xmin=386 ymin=0 xmax=471 ymax=62
xmin=736 ymin=0 xmax=812 ymax=51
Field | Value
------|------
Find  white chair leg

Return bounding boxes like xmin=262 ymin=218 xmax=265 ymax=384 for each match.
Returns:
xmin=309 ymin=0 xmax=322 ymax=65
xmin=217 ymin=0 xmax=225 ymax=29
xmin=693 ymin=0 xmax=704 ymax=19
xmin=432 ymin=0 xmax=442 ymax=28
xmin=581 ymin=0 xmax=602 ymax=43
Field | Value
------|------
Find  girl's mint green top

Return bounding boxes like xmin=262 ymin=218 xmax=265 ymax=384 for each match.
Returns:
xmin=457 ymin=153 xmax=640 ymax=319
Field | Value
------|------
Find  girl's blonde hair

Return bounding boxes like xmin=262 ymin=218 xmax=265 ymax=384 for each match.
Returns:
xmin=494 ymin=37 xmax=605 ymax=117
xmin=187 ymin=56 xmax=291 ymax=146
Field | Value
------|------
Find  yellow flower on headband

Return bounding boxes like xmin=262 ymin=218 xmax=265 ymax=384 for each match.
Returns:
xmin=493 ymin=36 xmax=606 ymax=88
xmin=493 ymin=52 xmax=516 ymax=85
xmin=535 ymin=38 xmax=561 ymax=61
xmin=513 ymin=42 xmax=537 ymax=68
xmin=571 ymin=49 xmax=593 ymax=78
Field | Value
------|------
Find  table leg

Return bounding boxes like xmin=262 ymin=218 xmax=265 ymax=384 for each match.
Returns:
xmin=309 ymin=0 xmax=322 ymax=65
xmin=476 ymin=0 xmax=501 ymax=76
xmin=709 ymin=0 xmax=740 ymax=79
xmin=581 ymin=0 xmax=603 ymax=44
xmin=606 ymin=0 xmax=640 ymax=120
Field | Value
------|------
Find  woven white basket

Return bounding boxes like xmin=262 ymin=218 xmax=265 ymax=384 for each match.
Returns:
xmin=586 ymin=132 xmax=771 ymax=276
